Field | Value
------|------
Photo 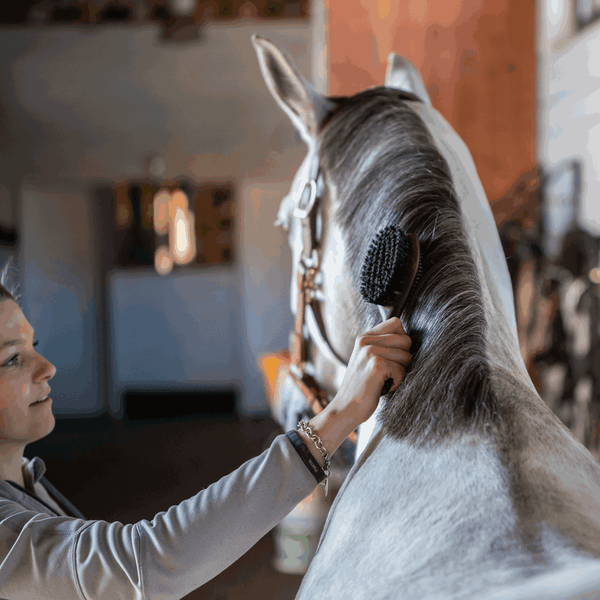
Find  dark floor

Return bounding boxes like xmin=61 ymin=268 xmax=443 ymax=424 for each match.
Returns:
xmin=27 ymin=413 xmax=304 ymax=600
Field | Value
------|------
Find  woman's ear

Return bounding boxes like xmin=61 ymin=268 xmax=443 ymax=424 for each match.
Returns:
xmin=251 ymin=35 xmax=336 ymax=144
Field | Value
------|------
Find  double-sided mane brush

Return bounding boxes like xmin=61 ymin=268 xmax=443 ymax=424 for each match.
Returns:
xmin=360 ymin=225 xmax=422 ymax=394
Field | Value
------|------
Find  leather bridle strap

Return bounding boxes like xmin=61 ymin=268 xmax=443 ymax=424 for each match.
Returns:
xmin=295 ymin=156 xmax=348 ymax=382
xmin=290 ymin=168 xmax=320 ymax=371
xmin=288 ymin=150 xmax=355 ymax=442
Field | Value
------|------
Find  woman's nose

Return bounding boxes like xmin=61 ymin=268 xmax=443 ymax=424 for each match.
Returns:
xmin=34 ymin=354 xmax=57 ymax=382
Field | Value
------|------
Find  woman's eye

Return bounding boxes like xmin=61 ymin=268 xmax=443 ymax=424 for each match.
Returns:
xmin=2 ymin=341 xmax=39 ymax=367
xmin=4 ymin=354 xmax=21 ymax=367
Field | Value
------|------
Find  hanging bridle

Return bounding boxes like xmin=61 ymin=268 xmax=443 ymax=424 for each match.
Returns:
xmin=278 ymin=146 xmax=356 ymax=443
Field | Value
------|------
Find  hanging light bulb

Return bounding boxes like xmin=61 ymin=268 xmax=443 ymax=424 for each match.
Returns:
xmin=155 ymin=245 xmax=173 ymax=276
xmin=153 ymin=189 xmax=171 ymax=236
xmin=169 ymin=0 xmax=197 ymax=17
xmin=170 ymin=190 xmax=196 ymax=265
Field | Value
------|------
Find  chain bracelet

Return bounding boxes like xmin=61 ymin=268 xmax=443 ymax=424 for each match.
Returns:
xmin=297 ymin=420 xmax=331 ymax=477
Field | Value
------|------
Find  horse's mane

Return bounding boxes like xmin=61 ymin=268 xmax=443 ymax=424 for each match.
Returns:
xmin=318 ymin=88 xmax=502 ymax=444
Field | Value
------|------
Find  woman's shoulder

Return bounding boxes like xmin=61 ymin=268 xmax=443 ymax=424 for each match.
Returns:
xmin=0 ymin=479 xmax=22 ymax=504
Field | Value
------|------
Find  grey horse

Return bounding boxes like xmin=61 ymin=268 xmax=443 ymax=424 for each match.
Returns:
xmin=252 ymin=36 xmax=600 ymax=599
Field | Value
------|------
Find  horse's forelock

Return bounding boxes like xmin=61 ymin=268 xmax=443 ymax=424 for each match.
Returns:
xmin=318 ymin=87 xmax=502 ymax=443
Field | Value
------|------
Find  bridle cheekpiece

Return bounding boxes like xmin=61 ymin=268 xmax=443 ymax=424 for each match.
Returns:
xmin=282 ymin=148 xmax=355 ymax=442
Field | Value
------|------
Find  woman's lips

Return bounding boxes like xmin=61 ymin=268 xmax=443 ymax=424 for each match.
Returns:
xmin=30 ymin=396 xmax=51 ymax=407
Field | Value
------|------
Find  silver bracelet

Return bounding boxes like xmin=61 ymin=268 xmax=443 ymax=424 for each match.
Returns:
xmin=297 ymin=420 xmax=331 ymax=496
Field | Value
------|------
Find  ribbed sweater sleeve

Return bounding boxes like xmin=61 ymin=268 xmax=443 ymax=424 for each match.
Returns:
xmin=0 ymin=434 xmax=317 ymax=600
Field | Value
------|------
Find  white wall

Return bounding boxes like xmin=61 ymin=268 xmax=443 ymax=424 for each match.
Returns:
xmin=238 ymin=180 xmax=296 ymax=417
xmin=0 ymin=14 xmax=324 ymax=416
xmin=0 ymin=21 xmax=312 ymax=183
xmin=107 ymin=267 xmax=241 ymax=414
xmin=538 ymin=0 xmax=600 ymax=234
xmin=20 ymin=183 xmax=105 ymax=415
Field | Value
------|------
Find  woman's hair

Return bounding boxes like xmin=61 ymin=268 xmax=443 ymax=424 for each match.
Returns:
xmin=0 ymin=259 xmax=20 ymax=305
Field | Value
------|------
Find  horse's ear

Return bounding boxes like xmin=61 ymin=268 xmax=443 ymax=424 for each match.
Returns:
xmin=385 ymin=53 xmax=431 ymax=105
xmin=252 ymin=35 xmax=335 ymax=143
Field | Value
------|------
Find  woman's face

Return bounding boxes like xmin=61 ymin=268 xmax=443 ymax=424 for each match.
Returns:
xmin=0 ymin=300 xmax=56 ymax=447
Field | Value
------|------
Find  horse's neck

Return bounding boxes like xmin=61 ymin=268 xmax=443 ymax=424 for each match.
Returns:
xmin=355 ymin=270 xmax=532 ymax=461
xmin=407 ymin=101 xmax=531 ymax=385
xmin=471 ymin=239 xmax=533 ymax=383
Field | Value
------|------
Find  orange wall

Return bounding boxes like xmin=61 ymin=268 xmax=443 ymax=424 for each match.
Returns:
xmin=327 ymin=0 xmax=536 ymax=202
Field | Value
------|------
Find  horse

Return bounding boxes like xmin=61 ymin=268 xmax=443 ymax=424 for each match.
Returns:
xmin=251 ymin=36 xmax=600 ymax=599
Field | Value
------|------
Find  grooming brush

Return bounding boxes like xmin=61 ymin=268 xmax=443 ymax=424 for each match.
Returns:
xmin=360 ymin=225 xmax=422 ymax=395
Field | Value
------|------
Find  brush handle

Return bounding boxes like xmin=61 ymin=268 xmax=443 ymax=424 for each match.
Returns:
xmin=381 ymin=378 xmax=393 ymax=395
xmin=377 ymin=305 xmax=388 ymax=321
xmin=377 ymin=305 xmax=394 ymax=395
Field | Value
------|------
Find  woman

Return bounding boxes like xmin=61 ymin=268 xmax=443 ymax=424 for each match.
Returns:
xmin=0 ymin=269 xmax=412 ymax=599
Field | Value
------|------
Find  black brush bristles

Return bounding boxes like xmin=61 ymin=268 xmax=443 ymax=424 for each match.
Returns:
xmin=360 ymin=226 xmax=412 ymax=305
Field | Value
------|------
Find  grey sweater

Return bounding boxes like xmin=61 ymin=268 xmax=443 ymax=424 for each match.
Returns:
xmin=0 ymin=434 xmax=317 ymax=600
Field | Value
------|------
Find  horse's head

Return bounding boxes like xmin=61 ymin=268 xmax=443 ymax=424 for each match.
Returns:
xmin=252 ymin=35 xmax=359 ymax=403
xmin=252 ymin=37 xmax=529 ymax=451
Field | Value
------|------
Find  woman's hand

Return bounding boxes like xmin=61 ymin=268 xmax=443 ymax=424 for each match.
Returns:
xmin=333 ymin=316 xmax=412 ymax=424
xmin=298 ymin=317 xmax=412 ymax=462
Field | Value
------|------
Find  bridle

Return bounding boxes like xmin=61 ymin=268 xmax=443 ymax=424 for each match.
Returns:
xmin=278 ymin=145 xmax=356 ymax=442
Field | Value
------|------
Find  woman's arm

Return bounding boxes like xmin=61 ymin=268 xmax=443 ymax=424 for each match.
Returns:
xmin=299 ymin=317 xmax=411 ymax=463
xmin=0 ymin=433 xmax=316 ymax=600
xmin=0 ymin=317 xmax=411 ymax=600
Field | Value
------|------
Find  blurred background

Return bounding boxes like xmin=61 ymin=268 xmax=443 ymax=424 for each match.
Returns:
xmin=0 ymin=0 xmax=599 ymax=598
